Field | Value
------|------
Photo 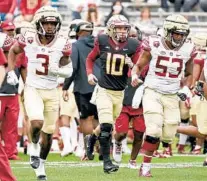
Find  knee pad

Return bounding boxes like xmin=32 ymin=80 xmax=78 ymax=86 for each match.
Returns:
xmin=181 ymin=118 xmax=189 ymax=124
xmin=142 ymin=135 xmax=160 ymax=152
xmin=145 ymin=135 xmax=160 ymax=144
xmin=100 ymin=123 xmax=113 ymax=139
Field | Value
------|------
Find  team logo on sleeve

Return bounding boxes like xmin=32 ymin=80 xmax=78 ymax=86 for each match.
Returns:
xmin=153 ymin=41 xmax=160 ymax=48
xmin=27 ymin=37 xmax=34 ymax=44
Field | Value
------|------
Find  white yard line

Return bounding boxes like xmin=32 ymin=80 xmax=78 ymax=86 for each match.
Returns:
xmin=12 ymin=161 xmax=205 ymax=169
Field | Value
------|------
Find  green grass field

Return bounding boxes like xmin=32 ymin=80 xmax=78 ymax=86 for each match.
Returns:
xmin=11 ymin=152 xmax=207 ymax=181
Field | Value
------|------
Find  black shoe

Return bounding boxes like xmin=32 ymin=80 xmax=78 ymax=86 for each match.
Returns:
xmin=30 ymin=156 xmax=40 ymax=169
xmin=104 ymin=160 xmax=119 ymax=174
xmin=203 ymin=161 xmax=207 ymax=166
xmin=37 ymin=175 xmax=47 ymax=180
xmin=86 ymin=134 xmax=97 ymax=160
xmin=99 ymin=154 xmax=103 ymax=161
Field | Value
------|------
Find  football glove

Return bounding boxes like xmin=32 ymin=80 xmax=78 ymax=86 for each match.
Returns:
xmin=7 ymin=70 xmax=19 ymax=85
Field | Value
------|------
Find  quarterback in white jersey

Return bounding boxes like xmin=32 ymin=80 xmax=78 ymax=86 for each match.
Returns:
xmin=7 ymin=6 xmax=72 ymax=181
xmin=131 ymin=15 xmax=196 ymax=177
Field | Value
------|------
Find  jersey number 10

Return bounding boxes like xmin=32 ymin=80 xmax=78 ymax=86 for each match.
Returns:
xmin=106 ymin=53 xmax=125 ymax=76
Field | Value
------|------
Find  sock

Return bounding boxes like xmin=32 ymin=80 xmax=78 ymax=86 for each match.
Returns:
xmin=30 ymin=142 xmax=40 ymax=157
xmin=179 ymin=122 xmax=189 ymax=145
xmin=70 ymin=119 xmax=78 ymax=151
xmin=60 ymin=127 xmax=72 ymax=151
xmin=122 ymin=137 xmax=127 ymax=148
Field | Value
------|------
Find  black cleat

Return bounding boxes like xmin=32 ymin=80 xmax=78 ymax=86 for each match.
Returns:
xmin=99 ymin=154 xmax=103 ymax=161
xmin=30 ymin=156 xmax=40 ymax=169
xmin=37 ymin=175 xmax=47 ymax=180
xmin=103 ymin=160 xmax=119 ymax=174
xmin=203 ymin=161 xmax=207 ymax=166
xmin=86 ymin=134 xmax=97 ymax=160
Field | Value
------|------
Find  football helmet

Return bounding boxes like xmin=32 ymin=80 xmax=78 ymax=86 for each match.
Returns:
xmin=74 ymin=20 xmax=93 ymax=39
xmin=33 ymin=6 xmax=62 ymax=36
xmin=68 ymin=19 xmax=86 ymax=38
xmin=192 ymin=33 xmax=207 ymax=48
xmin=107 ymin=14 xmax=131 ymax=43
xmin=15 ymin=21 xmax=35 ymax=35
xmin=163 ymin=14 xmax=190 ymax=47
xmin=129 ymin=25 xmax=142 ymax=41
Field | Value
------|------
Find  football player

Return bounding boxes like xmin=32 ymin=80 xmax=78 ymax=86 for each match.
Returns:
xmin=113 ymin=25 xmax=145 ymax=169
xmin=131 ymin=14 xmax=196 ymax=177
xmin=86 ymin=14 xmax=142 ymax=173
xmin=7 ymin=6 xmax=73 ymax=180
xmin=177 ymin=33 xmax=207 ymax=165
xmin=0 ymin=18 xmax=17 ymax=181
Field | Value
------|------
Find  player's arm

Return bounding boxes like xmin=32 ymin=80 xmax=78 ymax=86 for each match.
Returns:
xmin=49 ymin=40 xmax=73 ymax=78
xmin=191 ymin=56 xmax=204 ymax=89
xmin=0 ymin=49 xmax=7 ymax=87
xmin=62 ymin=45 xmax=79 ymax=91
xmin=131 ymin=50 xmax=151 ymax=87
xmin=86 ymin=38 xmax=100 ymax=85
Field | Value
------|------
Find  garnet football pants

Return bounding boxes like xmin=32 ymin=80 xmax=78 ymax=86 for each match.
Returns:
xmin=0 ymin=95 xmax=19 ymax=158
xmin=0 ymin=142 xmax=16 ymax=181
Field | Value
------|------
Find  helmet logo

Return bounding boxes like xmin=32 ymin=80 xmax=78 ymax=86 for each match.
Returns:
xmin=27 ymin=37 xmax=34 ymax=44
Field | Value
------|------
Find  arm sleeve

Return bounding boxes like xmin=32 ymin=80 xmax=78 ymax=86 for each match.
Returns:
xmin=131 ymin=43 xmax=142 ymax=64
xmin=2 ymin=35 xmax=14 ymax=51
xmin=141 ymin=37 xmax=151 ymax=52
xmin=86 ymin=38 xmax=100 ymax=75
xmin=62 ymin=44 xmax=79 ymax=90
xmin=17 ymin=34 xmax=26 ymax=49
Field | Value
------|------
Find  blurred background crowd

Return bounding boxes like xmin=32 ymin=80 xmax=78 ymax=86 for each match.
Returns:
xmin=1 ymin=0 xmax=207 ymax=38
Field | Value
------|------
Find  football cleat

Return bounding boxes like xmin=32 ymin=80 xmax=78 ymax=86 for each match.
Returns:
xmin=104 ymin=160 xmax=119 ymax=174
xmin=34 ymin=159 xmax=47 ymax=180
xmin=30 ymin=156 xmax=40 ymax=169
xmin=37 ymin=175 xmax=47 ymax=180
xmin=112 ymin=142 xmax=122 ymax=163
xmin=128 ymin=160 xmax=137 ymax=169
xmin=86 ymin=134 xmax=97 ymax=160
xmin=203 ymin=160 xmax=207 ymax=166
xmin=139 ymin=164 xmax=152 ymax=177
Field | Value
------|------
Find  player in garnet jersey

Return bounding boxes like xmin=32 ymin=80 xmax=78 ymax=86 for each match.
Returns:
xmin=7 ymin=6 xmax=73 ymax=180
xmin=131 ymin=14 xmax=196 ymax=177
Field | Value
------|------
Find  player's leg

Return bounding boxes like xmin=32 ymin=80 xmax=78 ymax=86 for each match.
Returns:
xmin=139 ymin=88 xmax=163 ymax=177
xmin=2 ymin=95 xmax=19 ymax=160
xmin=0 ymin=142 xmax=17 ymax=181
xmin=24 ymin=86 xmax=44 ymax=170
xmin=59 ymin=88 xmax=76 ymax=156
xmin=35 ymin=88 xmax=59 ymax=180
xmin=161 ymin=93 xmax=181 ymax=158
xmin=96 ymin=87 xmax=121 ymax=173
xmin=113 ymin=107 xmax=129 ymax=163
xmin=129 ymin=107 xmax=145 ymax=169
xmin=177 ymin=101 xmax=190 ymax=154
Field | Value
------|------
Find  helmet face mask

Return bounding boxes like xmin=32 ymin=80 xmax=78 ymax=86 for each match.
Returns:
xmin=163 ymin=15 xmax=190 ymax=48
xmin=107 ymin=15 xmax=131 ymax=43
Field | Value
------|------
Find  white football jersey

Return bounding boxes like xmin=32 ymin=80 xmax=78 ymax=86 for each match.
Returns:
xmin=143 ymin=35 xmax=196 ymax=94
xmin=18 ymin=31 xmax=71 ymax=89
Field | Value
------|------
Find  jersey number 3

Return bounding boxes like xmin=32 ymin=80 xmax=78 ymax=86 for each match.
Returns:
xmin=106 ymin=53 xmax=125 ymax=76
xmin=36 ymin=54 xmax=49 ymax=76
xmin=155 ymin=56 xmax=183 ymax=78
